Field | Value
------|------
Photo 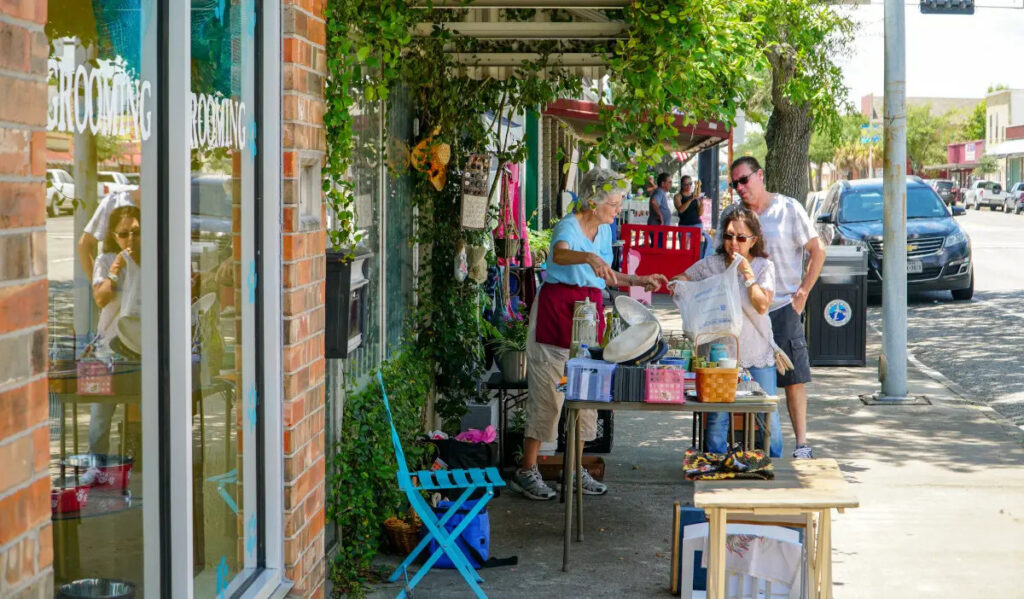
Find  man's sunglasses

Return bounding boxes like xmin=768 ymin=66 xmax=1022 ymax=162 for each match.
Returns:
xmin=730 ymin=172 xmax=758 ymax=189
xmin=722 ymin=233 xmax=755 ymax=242
xmin=115 ymin=229 xmax=141 ymax=239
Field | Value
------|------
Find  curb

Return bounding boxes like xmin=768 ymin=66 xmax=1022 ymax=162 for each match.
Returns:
xmin=869 ymin=321 xmax=1024 ymax=443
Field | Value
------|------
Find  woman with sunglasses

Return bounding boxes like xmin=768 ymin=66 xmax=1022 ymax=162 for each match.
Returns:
xmin=86 ymin=205 xmax=142 ymax=460
xmin=671 ymin=207 xmax=783 ymax=457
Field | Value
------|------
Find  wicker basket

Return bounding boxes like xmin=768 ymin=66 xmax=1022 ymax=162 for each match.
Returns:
xmin=693 ymin=332 xmax=739 ymax=403
xmin=383 ymin=514 xmax=422 ymax=555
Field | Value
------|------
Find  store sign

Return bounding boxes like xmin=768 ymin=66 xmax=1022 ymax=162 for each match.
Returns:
xmin=190 ymin=92 xmax=247 ymax=151
xmin=47 ymin=57 xmax=152 ymax=141
xmin=824 ymin=299 xmax=852 ymax=327
xmin=965 ymin=143 xmax=976 ymax=162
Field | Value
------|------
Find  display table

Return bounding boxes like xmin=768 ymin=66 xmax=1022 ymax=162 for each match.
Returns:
xmin=560 ymin=397 xmax=779 ymax=571
xmin=694 ymin=458 xmax=859 ymax=599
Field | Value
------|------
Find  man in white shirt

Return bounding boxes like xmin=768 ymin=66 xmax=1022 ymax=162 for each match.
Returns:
xmin=728 ymin=156 xmax=825 ymax=459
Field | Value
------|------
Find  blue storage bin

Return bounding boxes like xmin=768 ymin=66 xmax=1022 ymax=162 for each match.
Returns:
xmin=565 ymin=358 xmax=616 ymax=402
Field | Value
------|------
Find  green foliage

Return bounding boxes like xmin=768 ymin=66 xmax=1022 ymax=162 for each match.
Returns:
xmin=482 ymin=305 xmax=529 ymax=354
xmin=961 ymin=100 xmax=986 ymax=141
xmin=736 ymin=129 xmax=768 ymax=167
xmin=906 ymin=104 xmax=964 ymax=173
xmin=975 ymin=155 xmax=999 ymax=177
xmin=591 ymin=1 xmax=764 ymax=183
xmin=327 ymin=350 xmax=432 ymax=597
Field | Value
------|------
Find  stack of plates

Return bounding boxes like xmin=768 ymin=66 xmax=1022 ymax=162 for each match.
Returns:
xmin=602 ymin=321 xmax=661 ymax=365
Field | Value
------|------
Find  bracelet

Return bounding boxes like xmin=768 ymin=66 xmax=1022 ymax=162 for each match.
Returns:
xmin=107 ymin=272 xmax=120 ymax=284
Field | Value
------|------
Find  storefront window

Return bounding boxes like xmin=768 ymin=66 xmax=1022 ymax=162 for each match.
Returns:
xmin=189 ymin=0 xmax=258 ymax=595
xmin=46 ymin=0 xmax=154 ymax=595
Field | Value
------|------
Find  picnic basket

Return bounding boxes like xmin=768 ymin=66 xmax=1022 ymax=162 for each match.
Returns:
xmin=384 ymin=512 xmax=422 ymax=555
xmin=693 ymin=333 xmax=739 ymax=403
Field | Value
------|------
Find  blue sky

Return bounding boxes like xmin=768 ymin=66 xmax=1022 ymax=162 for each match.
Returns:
xmin=841 ymin=2 xmax=1024 ymax=101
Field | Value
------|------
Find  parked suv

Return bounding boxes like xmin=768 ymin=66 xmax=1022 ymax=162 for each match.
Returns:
xmin=815 ymin=178 xmax=973 ymax=300
xmin=1007 ymin=182 xmax=1024 ymax=214
xmin=930 ymin=179 xmax=957 ymax=205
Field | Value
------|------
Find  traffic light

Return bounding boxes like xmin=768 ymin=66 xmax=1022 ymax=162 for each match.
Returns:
xmin=920 ymin=0 xmax=975 ymax=14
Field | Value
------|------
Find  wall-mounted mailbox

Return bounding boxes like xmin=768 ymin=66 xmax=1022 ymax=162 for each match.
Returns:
xmin=326 ymin=248 xmax=372 ymax=359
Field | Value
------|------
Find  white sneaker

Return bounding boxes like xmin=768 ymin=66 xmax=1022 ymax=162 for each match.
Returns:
xmin=509 ymin=465 xmax=556 ymax=500
xmin=792 ymin=445 xmax=814 ymax=459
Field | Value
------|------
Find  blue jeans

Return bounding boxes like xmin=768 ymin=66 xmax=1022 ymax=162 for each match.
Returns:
xmin=704 ymin=366 xmax=783 ymax=457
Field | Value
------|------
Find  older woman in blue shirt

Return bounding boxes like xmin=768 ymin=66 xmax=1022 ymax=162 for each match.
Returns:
xmin=510 ymin=168 xmax=668 ymax=500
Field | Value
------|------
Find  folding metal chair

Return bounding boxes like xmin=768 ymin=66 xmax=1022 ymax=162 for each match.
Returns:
xmin=377 ymin=373 xmax=505 ymax=599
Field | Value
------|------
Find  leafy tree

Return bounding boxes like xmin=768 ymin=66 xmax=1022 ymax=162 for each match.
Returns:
xmin=906 ymin=105 xmax=964 ymax=175
xmin=960 ymin=99 xmax=986 ymax=141
xmin=756 ymin=0 xmax=856 ymax=202
xmin=736 ymin=129 xmax=767 ymax=168
xmin=975 ymin=155 xmax=998 ymax=177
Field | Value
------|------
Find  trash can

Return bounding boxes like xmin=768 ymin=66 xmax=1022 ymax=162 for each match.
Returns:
xmin=805 ymin=246 xmax=868 ymax=366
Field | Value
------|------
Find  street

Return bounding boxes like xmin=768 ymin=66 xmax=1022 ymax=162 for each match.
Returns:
xmin=869 ymin=208 xmax=1024 ymax=426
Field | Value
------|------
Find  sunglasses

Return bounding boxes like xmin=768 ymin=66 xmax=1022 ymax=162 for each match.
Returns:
xmin=730 ymin=172 xmax=758 ymax=189
xmin=722 ymin=233 xmax=755 ymax=242
xmin=115 ymin=229 xmax=141 ymax=239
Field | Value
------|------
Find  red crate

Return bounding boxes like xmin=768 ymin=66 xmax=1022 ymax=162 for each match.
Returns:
xmin=619 ymin=225 xmax=701 ymax=294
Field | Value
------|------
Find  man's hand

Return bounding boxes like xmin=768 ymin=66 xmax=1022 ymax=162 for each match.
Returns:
xmin=642 ymin=274 xmax=669 ymax=292
xmin=586 ymin=253 xmax=615 ymax=282
xmin=791 ymin=288 xmax=809 ymax=314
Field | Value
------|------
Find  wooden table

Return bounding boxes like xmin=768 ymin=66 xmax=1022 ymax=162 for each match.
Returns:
xmin=695 ymin=458 xmax=858 ymax=599
xmin=561 ymin=397 xmax=779 ymax=572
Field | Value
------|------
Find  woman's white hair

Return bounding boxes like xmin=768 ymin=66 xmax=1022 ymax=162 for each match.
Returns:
xmin=578 ymin=167 xmax=626 ymax=208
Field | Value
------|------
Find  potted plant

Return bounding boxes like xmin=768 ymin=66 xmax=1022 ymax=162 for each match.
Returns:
xmin=484 ymin=309 xmax=529 ymax=384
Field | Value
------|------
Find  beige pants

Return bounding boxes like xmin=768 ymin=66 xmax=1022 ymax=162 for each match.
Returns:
xmin=524 ymin=298 xmax=598 ymax=442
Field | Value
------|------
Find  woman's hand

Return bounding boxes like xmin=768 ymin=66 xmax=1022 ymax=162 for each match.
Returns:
xmin=642 ymin=274 xmax=669 ymax=292
xmin=109 ymin=253 xmax=126 ymax=278
xmin=734 ymin=253 xmax=755 ymax=283
xmin=586 ymin=252 xmax=615 ymax=281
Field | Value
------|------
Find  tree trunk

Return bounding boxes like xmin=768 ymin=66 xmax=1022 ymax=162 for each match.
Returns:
xmin=764 ymin=47 xmax=813 ymax=203
xmin=816 ymin=162 xmax=823 ymax=190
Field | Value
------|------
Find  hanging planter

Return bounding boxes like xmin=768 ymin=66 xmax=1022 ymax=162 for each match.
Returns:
xmin=494 ymin=237 xmax=521 ymax=260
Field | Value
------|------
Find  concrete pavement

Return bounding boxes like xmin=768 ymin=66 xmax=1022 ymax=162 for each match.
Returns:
xmin=367 ymin=296 xmax=1024 ymax=598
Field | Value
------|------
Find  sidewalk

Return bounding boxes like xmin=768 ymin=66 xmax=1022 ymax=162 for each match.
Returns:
xmin=369 ymin=296 xmax=1024 ymax=598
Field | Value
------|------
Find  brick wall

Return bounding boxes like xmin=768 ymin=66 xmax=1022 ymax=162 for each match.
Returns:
xmin=0 ymin=1 xmax=54 ymax=598
xmin=281 ymin=0 xmax=327 ymax=596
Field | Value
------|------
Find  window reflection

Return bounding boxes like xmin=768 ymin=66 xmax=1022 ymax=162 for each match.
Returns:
xmin=189 ymin=0 xmax=254 ymax=595
xmin=46 ymin=1 xmax=151 ymax=595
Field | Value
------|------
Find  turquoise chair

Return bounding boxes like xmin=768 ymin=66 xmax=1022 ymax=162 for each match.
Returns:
xmin=377 ymin=372 xmax=505 ymax=599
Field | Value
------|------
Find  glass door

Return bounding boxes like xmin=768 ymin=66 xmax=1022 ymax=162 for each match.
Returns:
xmin=45 ymin=0 xmax=158 ymax=595
xmin=188 ymin=0 xmax=258 ymax=595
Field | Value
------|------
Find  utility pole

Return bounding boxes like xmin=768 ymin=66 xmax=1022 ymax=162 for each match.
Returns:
xmin=880 ymin=0 xmax=911 ymax=400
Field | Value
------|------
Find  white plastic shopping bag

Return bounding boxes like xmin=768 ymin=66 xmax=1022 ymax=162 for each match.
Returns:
xmin=669 ymin=258 xmax=743 ymax=340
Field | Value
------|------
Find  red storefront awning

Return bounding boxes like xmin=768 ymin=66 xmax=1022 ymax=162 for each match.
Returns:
xmin=542 ymin=98 xmax=729 ymax=155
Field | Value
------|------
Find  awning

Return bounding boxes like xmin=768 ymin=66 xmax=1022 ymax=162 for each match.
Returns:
xmin=542 ymin=98 xmax=728 ymax=154
xmin=985 ymin=138 xmax=1024 ymax=158
xmin=924 ymin=162 xmax=978 ymax=171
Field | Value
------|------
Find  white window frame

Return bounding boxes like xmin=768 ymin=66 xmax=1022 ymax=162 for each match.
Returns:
xmin=164 ymin=1 xmax=287 ymax=597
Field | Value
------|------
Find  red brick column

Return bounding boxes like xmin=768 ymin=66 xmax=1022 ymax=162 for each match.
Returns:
xmin=0 ymin=1 xmax=54 ymax=596
xmin=281 ymin=1 xmax=327 ymax=596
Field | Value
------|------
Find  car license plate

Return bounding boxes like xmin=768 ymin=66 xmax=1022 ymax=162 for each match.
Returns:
xmin=907 ymin=260 xmax=923 ymax=274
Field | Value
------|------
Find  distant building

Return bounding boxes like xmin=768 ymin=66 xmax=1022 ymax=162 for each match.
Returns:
xmin=860 ymin=93 xmax=981 ymax=122
xmin=984 ymin=89 xmax=1024 ymax=187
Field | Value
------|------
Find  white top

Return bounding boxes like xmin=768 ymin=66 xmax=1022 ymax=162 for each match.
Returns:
xmin=84 ymin=192 xmax=134 ymax=242
xmin=745 ymin=194 xmax=816 ymax=312
xmin=684 ymin=254 xmax=777 ymax=368
xmin=91 ymin=250 xmax=141 ymax=356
